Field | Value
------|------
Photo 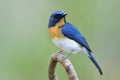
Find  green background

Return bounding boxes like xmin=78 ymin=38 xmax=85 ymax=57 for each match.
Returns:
xmin=0 ymin=0 xmax=120 ymax=80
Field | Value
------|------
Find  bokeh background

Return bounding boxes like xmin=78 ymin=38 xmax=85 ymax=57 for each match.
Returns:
xmin=0 ymin=0 xmax=120 ymax=80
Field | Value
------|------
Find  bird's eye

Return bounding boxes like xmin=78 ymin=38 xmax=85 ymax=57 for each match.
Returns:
xmin=53 ymin=15 xmax=58 ymax=18
xmin=53 ymin=14 xmax=61 ymax=18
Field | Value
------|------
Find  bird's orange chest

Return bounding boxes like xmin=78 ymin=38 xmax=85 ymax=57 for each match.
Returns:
xmin=49 ymin=17 xmax=65 ymax=38
xmin=49 ymin=26 xmax=63 ymax=38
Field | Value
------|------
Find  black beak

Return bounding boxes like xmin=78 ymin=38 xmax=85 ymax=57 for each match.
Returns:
xmin=60 ymin=13 xmax=67 ymax=18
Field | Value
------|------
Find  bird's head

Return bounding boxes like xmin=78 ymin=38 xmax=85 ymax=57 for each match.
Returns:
xmin=48 ymin=10 xmax=67 ymax=27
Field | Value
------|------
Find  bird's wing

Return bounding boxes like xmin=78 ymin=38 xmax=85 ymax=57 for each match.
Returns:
xmin=62 ymin=22 xmax=92 ymax=52
xmin=62 ymin=23 xmax=103 ymax=75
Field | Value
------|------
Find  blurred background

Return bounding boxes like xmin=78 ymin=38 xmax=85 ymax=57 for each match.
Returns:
xmin=0 ymin=0 xmax=120 ymax=80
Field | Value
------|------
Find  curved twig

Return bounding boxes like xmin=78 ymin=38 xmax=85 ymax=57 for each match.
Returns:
xmin=48 ymin=50 xmax=79 ymax=80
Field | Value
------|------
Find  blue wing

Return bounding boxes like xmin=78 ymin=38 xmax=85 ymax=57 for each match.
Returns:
xmin=62 ymin=22 xmax=92 ymax=52
xmin=62 ymin=23 xmax=103 ymax=75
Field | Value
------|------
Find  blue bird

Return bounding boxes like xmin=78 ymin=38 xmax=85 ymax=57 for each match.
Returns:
xmin=48 ymin=10 xmax=103 ymax=75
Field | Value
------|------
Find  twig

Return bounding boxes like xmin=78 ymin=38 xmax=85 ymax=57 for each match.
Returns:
xmin=48 ymin=50 xmax=79 ymax=80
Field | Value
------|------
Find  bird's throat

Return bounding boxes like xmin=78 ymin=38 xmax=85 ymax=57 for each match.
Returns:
xmin=55 ymin=17 xmax=65 ymax=27
xmin=49 ymin=18 xmax=65 ymax=38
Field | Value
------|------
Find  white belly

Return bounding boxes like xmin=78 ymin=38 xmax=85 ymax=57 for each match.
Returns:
xmin=52 ymin=37 xmax=82 ymax=54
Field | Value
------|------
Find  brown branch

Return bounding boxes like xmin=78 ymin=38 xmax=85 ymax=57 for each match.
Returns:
xmin=48 ymin=50 xmax=79 ymax=80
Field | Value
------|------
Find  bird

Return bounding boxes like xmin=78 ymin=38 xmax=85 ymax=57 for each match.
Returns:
xmin=48 ymin=10 xmax=103 ymax=75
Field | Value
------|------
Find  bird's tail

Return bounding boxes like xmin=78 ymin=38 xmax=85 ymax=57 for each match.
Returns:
xmin=83 ymin=48 xmax=103 ymax=75
xmin=89 ymin=52 xmax=103 ymax=75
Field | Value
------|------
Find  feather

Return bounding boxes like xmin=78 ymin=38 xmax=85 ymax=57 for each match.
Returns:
xmin=62 ymin=22 xmax=92 ymax=52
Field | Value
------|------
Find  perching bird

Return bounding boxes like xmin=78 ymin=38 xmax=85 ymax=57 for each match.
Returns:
xmin=48 ymin=10 xmax=103 ymax=75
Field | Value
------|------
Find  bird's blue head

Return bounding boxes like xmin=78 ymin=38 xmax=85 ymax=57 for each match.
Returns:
xmin=48 ymin=10 xmax=67 ymax=27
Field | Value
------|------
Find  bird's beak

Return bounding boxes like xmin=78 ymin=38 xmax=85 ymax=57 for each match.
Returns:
xmin=61 ymin=13 xmax=67 ymax=18
xmin=63 ymin=12 xmax=67 ymax=16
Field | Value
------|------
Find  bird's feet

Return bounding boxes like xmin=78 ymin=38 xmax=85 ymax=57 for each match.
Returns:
xmin=57 ymin=50 xmax=63 ymax=53
xmin=66 ymin=53 xmax=72 ymax=58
